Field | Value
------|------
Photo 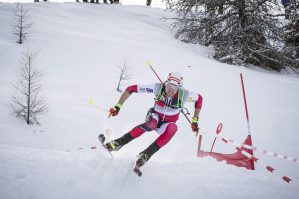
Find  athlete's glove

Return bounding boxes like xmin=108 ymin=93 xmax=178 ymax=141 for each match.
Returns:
xmin=108 ymin=103 xmax=122 ymax=117
xmin=191 ymin=116 xmax=199 ymax=132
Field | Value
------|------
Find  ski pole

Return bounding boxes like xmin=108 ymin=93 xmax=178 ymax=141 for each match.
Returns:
xmin=147 ymin=61 xmax=163 ymax=83
xmin=146 ymin=61 xmax=198 ymax=136
xmin=88 ymin=99 xmax=109 ymax=112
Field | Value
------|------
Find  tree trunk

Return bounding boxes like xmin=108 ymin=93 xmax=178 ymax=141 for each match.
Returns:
xmin=117 ymin=75 xmax=122 ymax=92
xmin=218 ymin=4 xmax=223 ymax=14
xmin=26 ymin=56 xmax=31 ymax=125
xmin=146 ymin=0 xmax=152 ymax=6
xmin=18 ymin=8 xmax=23 ymax=44
xmin=238 ymin=0 xmax=247 ymax=29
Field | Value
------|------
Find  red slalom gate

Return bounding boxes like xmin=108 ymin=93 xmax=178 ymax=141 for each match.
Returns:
xmin=198 ymin=73 xmax=297 ymax=184
xmin=198 ymin=73 xmax=255 ymax=171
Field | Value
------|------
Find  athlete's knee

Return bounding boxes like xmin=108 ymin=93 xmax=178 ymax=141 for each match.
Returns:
xmin=130 ymin=118 xmax=158 ymax=139
xmin=156 ymin=123 xmax=178 ymax=147
xmin=145 ymin=118 xmax=158 ymax=130
xmin=166 ymin=123 xmax=178 ymax=135
xmin=162 ymin=123 xmax=178 ymax=137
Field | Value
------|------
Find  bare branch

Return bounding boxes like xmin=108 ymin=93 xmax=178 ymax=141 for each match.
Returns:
xmin=116 ymin=60 xmax=132 ymax=92
xmin=11 ymin=4 xmax=33 ymax=44
xmin=10 ymin=49 xmax=47 ymax=125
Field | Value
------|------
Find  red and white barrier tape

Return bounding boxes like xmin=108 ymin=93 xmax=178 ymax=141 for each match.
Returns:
xmin=208 ymin=130 xmax=294 ymax=184
xmin=240 ymin=149 xmax=292 ymax=183
xmin=215 ymin=135 xmax=299 ymax=164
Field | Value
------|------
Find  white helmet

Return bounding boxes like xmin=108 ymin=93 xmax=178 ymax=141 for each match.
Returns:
xmin=165 ymin=72 xmax=183 ymax=87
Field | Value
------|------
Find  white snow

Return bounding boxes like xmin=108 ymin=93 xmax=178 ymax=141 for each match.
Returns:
xmin=0 ymin=2 xmax=299 ymax=199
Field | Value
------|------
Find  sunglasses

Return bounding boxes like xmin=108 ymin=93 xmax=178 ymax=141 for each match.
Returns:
xmin=166 ymin=83 xmax=179 ymax=91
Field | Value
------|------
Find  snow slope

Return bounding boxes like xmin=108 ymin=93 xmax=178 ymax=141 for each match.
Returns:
xmin=0 ymin=144 xmax=297 ymax=199
xmin=0 ymin=2 xmax=299 ymax=199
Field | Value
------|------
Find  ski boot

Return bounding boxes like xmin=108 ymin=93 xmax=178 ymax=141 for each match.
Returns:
xmin=98 ymin=134 xmax=122 ymax=152
xmin=136 ymin=153 xmax=150 ymax=167
xmin=105 ymin=140 xmax=123 ymax=152
xmin=99 ymin=132 xmax=134 ymax=152
xmin=98 ymin=134 xmax=114 ymax=158
xmin=133 ymin=153 xmax=150 ymax=177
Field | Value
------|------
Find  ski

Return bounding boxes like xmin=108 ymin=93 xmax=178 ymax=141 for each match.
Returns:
xmin=133 ymin=161 xmax=142 ymax=177
xmin=98 ymin=134 xmax=113 ymax=159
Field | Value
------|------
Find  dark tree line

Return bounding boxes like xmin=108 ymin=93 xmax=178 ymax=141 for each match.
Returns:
xmin=165 ymin=0 xmax=298 ymax=72
xmin=84 ymin=0 xmax=119 ymax=3
xmin=33 ymin=1 xmax=153 ymax=6
xmin=81 ymin=0 xmax=152 ymax=6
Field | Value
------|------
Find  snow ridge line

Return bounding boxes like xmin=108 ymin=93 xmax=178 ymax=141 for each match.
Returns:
xmin=215 ymin=135 xmax=299 ymax=164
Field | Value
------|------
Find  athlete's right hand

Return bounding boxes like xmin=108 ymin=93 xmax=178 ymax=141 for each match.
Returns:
xmin=191 ymin=116 xmax=199 ymax=132
xmin=108 ymin=104 xmax=122 ymax=117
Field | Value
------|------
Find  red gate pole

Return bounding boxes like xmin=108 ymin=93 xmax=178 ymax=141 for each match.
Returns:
xmin=240 ymin=73 xmax=255 ymax=170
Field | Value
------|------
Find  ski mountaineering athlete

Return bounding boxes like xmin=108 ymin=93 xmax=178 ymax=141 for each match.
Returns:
xmin=100 ymin=72 xmax=203 ymax=175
